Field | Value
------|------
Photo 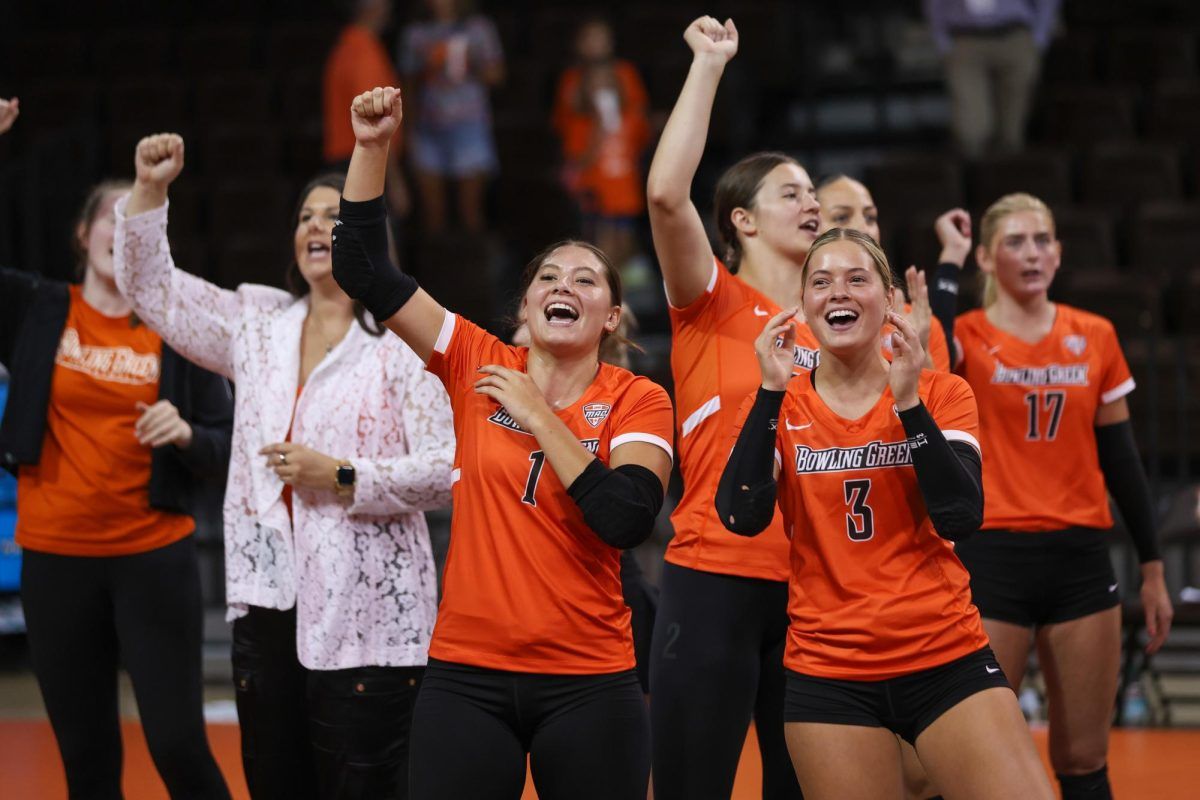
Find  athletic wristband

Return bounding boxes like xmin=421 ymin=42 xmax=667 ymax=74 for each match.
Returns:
xmin=715 ymin=387 xmax=785 ymax=536
xmin=897 ymin=401 xmax=982 ymax=541
xmin=929 ymin=262 xmax=961 ymax=365
xmin=567 ymin=459 xmax=664 ymax=549
xmin=1096 ymin=421 xmax=1161 ymax=563
xmin=331 ymin=195 xmax=418 ymax=322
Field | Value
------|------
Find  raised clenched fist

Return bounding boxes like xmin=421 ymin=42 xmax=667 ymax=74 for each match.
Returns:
xmin=350 ymin=86 xmax=403 ymax=147
xmin=135 ymin=133 xmax=185 ymax=189
xmin=0 ymin=97 xmax=19 ymax=135
xmin=683 ymin=16 xmax=739 ymax=63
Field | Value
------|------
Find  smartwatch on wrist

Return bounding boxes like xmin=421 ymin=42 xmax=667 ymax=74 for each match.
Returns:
xmin=335 ymin=461 xmax=356 ymax=496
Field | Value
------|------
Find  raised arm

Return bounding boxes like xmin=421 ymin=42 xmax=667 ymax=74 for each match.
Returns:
xmin=928 ymin=208 xmax=972 ymax=368
xmin=646 ymin=16 xmax=738 ymax=308
xmin=114 ymin=134 xmax=248 ymax=379
xmin=333 ymin=86 xmax=447 ymax=363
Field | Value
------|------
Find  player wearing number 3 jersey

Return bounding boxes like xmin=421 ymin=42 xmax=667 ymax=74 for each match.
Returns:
xmin=332 ymin=84 xmax=673 ymax=800
xmin=716 ymin=228 xmax=1055 ymax=799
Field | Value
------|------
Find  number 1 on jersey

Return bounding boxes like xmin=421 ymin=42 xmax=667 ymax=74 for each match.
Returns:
xmin=843 ymin=479 xmax=874 ymax=542
xmin=522 ymin=450 xmax=546 ymax=506
xmin=1024 ymin=389 xmax=1065 ymax=441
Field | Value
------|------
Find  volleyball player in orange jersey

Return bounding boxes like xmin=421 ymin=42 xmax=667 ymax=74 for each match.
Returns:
xmin=815 ymin=174 xmax=957 ymax=373
xmin=716 ymin=228 xmax=1055 ymax=800
xmin=930 ymin=194 xmax=1173 ymax=800
xmin=332 ymin=86 xmax=674 ymax=800
xmin=645 ymin=16 xmax=815 ymax=798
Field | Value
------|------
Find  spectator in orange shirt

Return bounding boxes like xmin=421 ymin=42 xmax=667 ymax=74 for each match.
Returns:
xmin=323 ymin=0 xmax=410 ymax=218
xmin=553 ymin=18 xmax=651 ymax=275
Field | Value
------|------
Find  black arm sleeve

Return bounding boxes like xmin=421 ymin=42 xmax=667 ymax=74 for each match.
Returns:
xmin=332 ymin=195 xmax=418 ymax=322
xmin=928 ymin=262 xmax=961 ymax=367
xmin=1096 ymin=421 xmax=1161 ymax=563
xmin=567 ymin=459 xmax=665 ymax=549
xmin=714 ymin=388 xmax=785 ymax=537
xmin=174 ymin=367 xmax=234 ymax=479
xmin=898 ymin=401 xmax=983 ymax=541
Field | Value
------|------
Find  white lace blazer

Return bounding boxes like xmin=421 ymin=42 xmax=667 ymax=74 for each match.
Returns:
xmin=113 ymin=196 xmax=455 ymax=670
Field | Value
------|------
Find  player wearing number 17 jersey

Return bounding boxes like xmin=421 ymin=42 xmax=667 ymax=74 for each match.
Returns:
xmin=933 ymin=194 xmax=1173 ymax=800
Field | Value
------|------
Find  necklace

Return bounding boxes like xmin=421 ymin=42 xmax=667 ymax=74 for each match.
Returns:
xmin=305 ymin=313 xmax=349 ymax=356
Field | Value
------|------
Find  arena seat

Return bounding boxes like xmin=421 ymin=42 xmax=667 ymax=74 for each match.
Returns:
xmin=1104 ymin=30 xmax=1197 ymax=84
xmin=1080 ymin=143 xmax=1182 ymax=209
xmin=969 ymin=149 xmax=1074 ymax=209
xmin=1129 ymin=202 xmax=1200 ymax=278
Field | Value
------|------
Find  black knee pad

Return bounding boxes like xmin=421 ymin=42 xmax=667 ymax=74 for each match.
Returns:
xmin=1057 ymin=766 xmax=1112 ymax=799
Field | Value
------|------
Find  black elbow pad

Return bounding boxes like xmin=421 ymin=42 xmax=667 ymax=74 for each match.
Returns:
xmin=567 ymin=460 xmax=665 ymax=549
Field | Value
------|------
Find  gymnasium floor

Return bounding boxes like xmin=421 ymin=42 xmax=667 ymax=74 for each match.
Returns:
xmin=1 ymin=673 xmax=1197 ymax=799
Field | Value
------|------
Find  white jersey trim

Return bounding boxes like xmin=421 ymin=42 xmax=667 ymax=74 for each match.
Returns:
xmin=943 ymin=429 xmax=981 ymax=456
xmin=681 ymin=394 xmax=721 ymax=438
xmin=1100 ymin=377 xmax=1136 ymax=405
xmin=450 ymin=468 xmax=461 ymax=485
xmin=433 ymin=311 xmax=456 ymax=355
xmin=665 ymin=256 xmax=719 ymax=310
xmin=611 ymin=432 xmax=674 ymax=461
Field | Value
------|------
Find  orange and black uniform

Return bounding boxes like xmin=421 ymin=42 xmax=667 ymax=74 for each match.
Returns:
xmin=952 ymin=305 xmax=1143 ymax=626
xmin=718 ymin=371 xmax=1004 ymax=743
xmin=409 ymin=313 xmax=674 ymax=800
xmin=651 ymin=258 xmax=816 ymax=799
xmin=0 ymin=274 xmax=231 ymax=798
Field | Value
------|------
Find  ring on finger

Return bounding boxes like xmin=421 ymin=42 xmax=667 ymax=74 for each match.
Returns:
xmin=278 ymin=452 xmax=287 ymax=465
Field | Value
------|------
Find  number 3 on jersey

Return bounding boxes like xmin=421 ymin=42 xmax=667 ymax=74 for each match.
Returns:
xmin=843 ymin=479 xmax=874 ymax=541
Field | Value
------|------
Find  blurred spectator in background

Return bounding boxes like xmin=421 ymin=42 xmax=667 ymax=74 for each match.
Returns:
xmin=553 ymin=18 xmax=651 ymax=278
xmin=399 ymin=0 xmax=504 ymax=236
xmin=324 ymin=0 xmax=411 ymax=218
xmin=924 ymin=0 xmax=1060 ymax=157
xmin=0 ymin=97 xmax=18 ymax=135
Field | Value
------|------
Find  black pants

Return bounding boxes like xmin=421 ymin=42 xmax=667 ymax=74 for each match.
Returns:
xmin=409 ymin=659 xmax=649 ymax=800
xmin=649 ymin=561 xmax=803 ymax=800
xmin=21 ymin=536 xmax=230 ymax=800
xmin=231 ymin=605 xmax=423 ymax=800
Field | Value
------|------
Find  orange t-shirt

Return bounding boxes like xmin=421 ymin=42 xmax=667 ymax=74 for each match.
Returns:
xmin=736 ymin=370 xmax=989 ymax=679
xmin=16 ymin=286 xmax=194 ymax=556
xmin=426 ymin=314 xmax=675 ymax=673
xmin=552 ymin=61 xmax=651 ymax=218
xmin=668 ymin=259 xmax=821 ymax=582
xmin=954 ymin=305 xmax=1134 ymax=532
xmin=322 ymin=24 xmax=402 ymax=163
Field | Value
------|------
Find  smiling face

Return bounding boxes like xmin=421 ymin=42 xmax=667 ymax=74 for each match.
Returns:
xmin=977 ymin=209 xmax=1061 ymax=304
xmin=802 ymin=238 xmax=895 ymax=357
xmin=817 ymin=176 xmax=880 ymax=243
xmin=736 ymin=162 xmax=822 ymax=262
xmin=519 ymin=244 xmax=620 ymax=356
xmin=293 ymin=185 xmax=341 ymax=288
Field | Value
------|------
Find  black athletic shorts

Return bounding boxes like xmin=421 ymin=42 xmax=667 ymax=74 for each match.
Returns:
xmin=784 ymin=646 xmax=1010 ymax=745
xmin=954 ymin=527 xmax=1120 ymax=627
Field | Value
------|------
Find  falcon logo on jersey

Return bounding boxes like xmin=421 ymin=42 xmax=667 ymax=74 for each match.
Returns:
xmin=582 ymin=403 xmax=611 ymax=428
xmin=793 ymin=439 xmax=913 ymax=474
xmin=487 ymin=406 xmax=533 ymax=435
xmin=1063 ymin=335 xmax=1087 ymax=356
xmin=991 ymin=363 xmax=1089 ymax=387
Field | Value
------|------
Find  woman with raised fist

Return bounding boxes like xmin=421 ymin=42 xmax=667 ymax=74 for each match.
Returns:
xmin=113 ymin=134 xmax=455 ymax=799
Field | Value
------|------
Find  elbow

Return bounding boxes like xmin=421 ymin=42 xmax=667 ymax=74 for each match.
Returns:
xmin=646 ymin=176 xmax=686 ymax=213
xmin=932 ymin=502 xmax=983 ymax=542
xmin=588 ymin=511 xmax=655 ymax=550
xmin=714 ymin=498 xmax=769 ymax=537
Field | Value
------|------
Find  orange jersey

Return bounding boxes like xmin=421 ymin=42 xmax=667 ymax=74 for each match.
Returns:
xmin=16 ymin=286 xmax=193 ymax=556
xmin=426 ymin=314 xmax=674 ymax=674
xmin=738 ymin=370 xmax=988 ymax=679
xmin=323 ymin=24 xmax=402 ymax=163
xmin=954 ymin=305 xmax=1134 ymax=532
xmin=668 ymin=259 xmax=820 ymax=581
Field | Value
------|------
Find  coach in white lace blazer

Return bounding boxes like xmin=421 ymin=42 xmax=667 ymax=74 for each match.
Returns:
xmin=114 ymin=134 xmax=455 ymax=800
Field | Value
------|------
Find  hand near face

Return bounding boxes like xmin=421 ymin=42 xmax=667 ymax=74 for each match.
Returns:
xmin=755 ymin=308 xmax=799 ymax=392
xmin=886 ymin=311 xmax=924 ymax=411
xmin=473 ymin=366 xmax=555 ymax=432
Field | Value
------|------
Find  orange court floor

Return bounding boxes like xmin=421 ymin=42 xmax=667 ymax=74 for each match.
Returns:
xmin=1 ymin=721 xmax=1198 ymax=799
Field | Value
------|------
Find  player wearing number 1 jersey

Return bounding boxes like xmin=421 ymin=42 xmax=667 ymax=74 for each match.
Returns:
xmin=933 ymin=194 xmax=1173 ymax=800
xmin=717 ymin=228 xmax=1054 ymax=800
xmin=332 ymin=85 xmax=673 ymax=800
